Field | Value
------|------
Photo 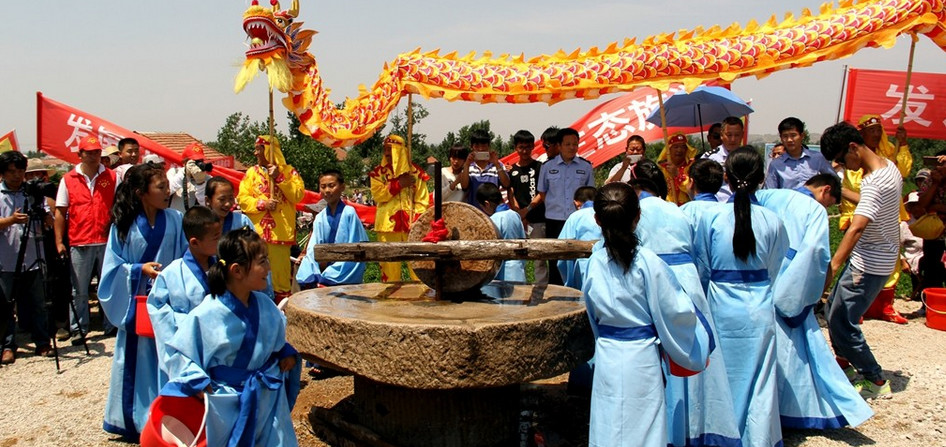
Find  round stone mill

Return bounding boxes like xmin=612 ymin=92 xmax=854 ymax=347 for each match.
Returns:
xmin=285 ymin=200 xmax=596 ymax=446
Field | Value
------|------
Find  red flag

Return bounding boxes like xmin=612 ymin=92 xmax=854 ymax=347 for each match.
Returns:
xmin=501 ymin=85 xmax=702 ymax=167
xmin=0 ymin=130 xmax=19 ymax=153
xmin=843 ymin=68 xmax=946 ymax=140
xmin=36 ymin=92 xmax=376 ymax=224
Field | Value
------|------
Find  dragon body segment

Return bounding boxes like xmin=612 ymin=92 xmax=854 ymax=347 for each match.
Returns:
xmin=237 ymin=0 xmax=946 ymax=148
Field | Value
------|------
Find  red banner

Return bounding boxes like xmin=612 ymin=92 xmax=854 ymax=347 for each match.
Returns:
xmin=501 ymin=85 xmax=702 ymax=167
xmin=36 ymin=93 xmax=376 ymax=224
xmin=843 ymin=68 xmax=946 ymax=140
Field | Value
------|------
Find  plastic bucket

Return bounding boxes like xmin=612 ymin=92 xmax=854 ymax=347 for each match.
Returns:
xmin=140 ymin=395 xmax=207 ymax=447
xmin=922 ymin=288 xmax=946 ymax=331
xmin=135 ymin=296 xmax=155 ymax=338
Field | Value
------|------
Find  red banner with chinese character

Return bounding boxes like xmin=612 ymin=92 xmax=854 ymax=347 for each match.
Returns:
xmin=36 ymin=92 xmax=377 ymax=224
xmin=843 ymin=68 xmax=946 ymax=140
xmin=501 ymin=85 xmax=702 ymax=168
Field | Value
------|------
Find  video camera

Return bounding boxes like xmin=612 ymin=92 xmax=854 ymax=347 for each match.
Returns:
xmin=194 ymin=160 xmax=214 ymax=173
xmin=22 ymin=178 xmax=57 ymax=211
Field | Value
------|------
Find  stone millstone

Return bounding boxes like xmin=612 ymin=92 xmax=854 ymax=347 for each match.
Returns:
xmin=407 ymin=201 xmax=499 ymax=293
xmin=285 ymin=282 xmax=594 ymax=389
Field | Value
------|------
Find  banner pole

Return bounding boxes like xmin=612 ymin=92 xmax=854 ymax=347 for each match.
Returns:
xmin=656 ymin=89 xmax=670 ymax=142
xmin=835 ymin=65 xmax=848 ymax=124
xmin=36 ymin=92 xmax=43 ymax=154
xmin=897 ymin=33 xmax=919 ymax=134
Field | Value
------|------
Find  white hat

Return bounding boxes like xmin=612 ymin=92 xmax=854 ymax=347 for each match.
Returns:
xmin=142 ymin=153 xmax=165 ymax=165
xmin=905 ymin=191 xmax=920 ymax=204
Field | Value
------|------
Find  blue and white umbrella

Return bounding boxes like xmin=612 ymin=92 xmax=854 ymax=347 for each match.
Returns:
xmin=646 ymin=86 xmax=753 ymax=147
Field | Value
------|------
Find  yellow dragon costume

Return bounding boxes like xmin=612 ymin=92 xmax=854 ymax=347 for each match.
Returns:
xmin=237 ymin=135 xmax=305 ymax=300
xmin=235 ymin=0 xmax=946 ymax=148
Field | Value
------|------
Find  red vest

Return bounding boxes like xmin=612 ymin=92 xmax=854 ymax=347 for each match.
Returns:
xmin=64 ymin=168 xmax=116 ymax=246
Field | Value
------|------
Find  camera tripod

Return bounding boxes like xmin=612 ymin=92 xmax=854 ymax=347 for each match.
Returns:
xmin=9 ymin=196 xmax=90 ymax=372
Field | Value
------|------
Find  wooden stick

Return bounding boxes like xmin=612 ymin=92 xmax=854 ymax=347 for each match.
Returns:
xmin=313 ymin=239 xmax=597 ymax=263
xmin=656 ymin=89 xmax=669 ymax=142
xmin=897 ymin=33 xmax=919 ymax=130
xmin=407 ymin=93 xmax=414 ymax=152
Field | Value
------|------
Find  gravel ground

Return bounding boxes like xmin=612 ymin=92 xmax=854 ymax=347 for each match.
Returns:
xmin=1 ymin=300 xmax=944 ymax=446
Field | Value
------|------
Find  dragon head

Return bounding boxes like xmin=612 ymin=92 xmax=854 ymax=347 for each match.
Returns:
xmin=235 ymin=0 xmax=304 ymax=93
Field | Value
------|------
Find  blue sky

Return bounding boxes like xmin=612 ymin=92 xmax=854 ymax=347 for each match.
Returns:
xmin=2 ymin=1 xmax=944 ymax=151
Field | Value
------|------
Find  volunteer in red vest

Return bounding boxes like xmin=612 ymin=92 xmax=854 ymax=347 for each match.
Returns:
xmin=54 ymin=135 xmax=118 ymax=340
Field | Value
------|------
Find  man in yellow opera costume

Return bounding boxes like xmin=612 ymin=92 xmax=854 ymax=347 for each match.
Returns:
xmin=369 ymin=135 xmax=430 ymax=282
xmin=838 ymin=115 xmax=912 ymax=324
xmin=238 ymin=135 xmax=305 ymax=302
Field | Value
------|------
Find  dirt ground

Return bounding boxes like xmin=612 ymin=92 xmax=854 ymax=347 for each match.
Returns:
xmin=0 ymin=300 xmax=944 ymax=446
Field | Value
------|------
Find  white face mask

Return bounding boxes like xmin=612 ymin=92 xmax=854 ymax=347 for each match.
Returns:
xmin=626 ymin=154 xmax=643 ymax=164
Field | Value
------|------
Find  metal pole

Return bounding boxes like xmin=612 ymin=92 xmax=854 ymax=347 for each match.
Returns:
xmin=835 ymin=65 xmax=849 ymax=124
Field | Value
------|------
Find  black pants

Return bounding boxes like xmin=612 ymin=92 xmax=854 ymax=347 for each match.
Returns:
xmin=919 ymin=239 xmax=946 ymax=292
xmin=545 ymin=219 xmax=566 ymax=286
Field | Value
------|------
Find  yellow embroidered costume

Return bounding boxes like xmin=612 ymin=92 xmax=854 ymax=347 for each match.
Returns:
xmin=369 ymin=135 xmax=430 ymax=282
xmin=237 ymin=135 xmax=305 ymax=300
xmin=657 ymin=133 xmax=696 ymax=206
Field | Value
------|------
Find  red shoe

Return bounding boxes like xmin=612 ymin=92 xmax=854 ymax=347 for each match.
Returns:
xmin=881 ymin=312 xmax=908 ymax=324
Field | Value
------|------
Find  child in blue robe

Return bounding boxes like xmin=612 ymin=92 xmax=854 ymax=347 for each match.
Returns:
xmin=148 ymin=206 xmax=222 ymax=386
xmin=756 ymin=175 xmax=873 ymax=429
xmin=556 ymin=186 xmax=600 ymax=289
xmin=297 ymin=170 xmax=368 ymax=287
xmin=162 ymin=228 xmax=300 ymax=447
xmin=629 ymin=161 xmax=742 ymax=447
xmin=205 ymin=176 xmax=254 ymax=234
xmin=680 ymin=158 xmax=724 ymax=226
xmin=582 ymin=183 xmax=711 ymax=447
xmin=692 ymin=148 xmax=790 ymax=447
xmin=99 ymin=164 xmax=187 ymax=440
xmin=476 ymin=183 xmax=526 ymax=282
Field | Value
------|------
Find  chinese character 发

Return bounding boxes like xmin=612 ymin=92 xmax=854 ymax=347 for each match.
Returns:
xmin=65 ymin=114 xmax=93 ymax=152
xmin=881 ymin=84 xmax=934 ymax=127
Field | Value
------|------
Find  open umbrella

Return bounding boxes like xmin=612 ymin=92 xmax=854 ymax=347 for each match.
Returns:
xmin=645 ymin=86 xmax=753 ymax=148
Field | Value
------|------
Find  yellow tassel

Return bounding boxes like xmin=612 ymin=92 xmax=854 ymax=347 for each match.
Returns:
xmin=265 ymin=57 xmax=293 ymax=92
xmin=234 ymin=59 xmax=262 ymax=93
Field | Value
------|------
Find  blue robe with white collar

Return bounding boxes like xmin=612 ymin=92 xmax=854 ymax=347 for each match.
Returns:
xmin=297 ymin=202 xmax=368 ymax=287
xmin=490 ymin=204 xmax=526 ymax=282
xmin=556 ymin=201 xmax=601 ymax=290
xmin=99 ymin=209 xmax=187 ymax=440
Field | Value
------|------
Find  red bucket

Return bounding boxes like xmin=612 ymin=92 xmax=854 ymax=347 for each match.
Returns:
xmin=135 ymin=295 xmax=155 ymax=338
xmin=922 ymin=288 xmax=946 ymax=332
xmin=140 ymin=395 xmax=207 ymax=447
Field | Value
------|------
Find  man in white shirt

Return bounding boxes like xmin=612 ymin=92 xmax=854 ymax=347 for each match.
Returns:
xmin=440 ymin=146 xmax=468 ymax=203
xmin=700 ymin=116 xmax=744 ymax=202
xmin=605 ymin=135 xmax=646 ymax=184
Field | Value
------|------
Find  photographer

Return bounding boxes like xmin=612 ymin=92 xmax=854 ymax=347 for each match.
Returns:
xmin=168 ymin=142 xmax=213 ymax=212
xmin=0 ymin=151 xmax=52 ymax=363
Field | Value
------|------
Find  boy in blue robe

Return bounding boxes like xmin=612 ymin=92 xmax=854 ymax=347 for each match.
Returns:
xmin=148 ymin=206 xmax=222 ymax=385
xmin=756 ymin=174 xmax=873 ymax=429
xmin=627 ymin=161 xmax=742 ymax=447
xmin=162 ymin=229 xmax=299 ymax=447
xmin=99 ymin=164 xmax=187 ymax=440
xmin=583 ymin=183 xmax=710 ymax=447
xmin=556 ymin=186 xmax=600 ymax=289
xmin=680 ymin=159 xmax=723 ymax=226
xmin=297 ymin=170 xmax=368 ymax=287
xmin=476 ymin=183 xmax=526 ymax=282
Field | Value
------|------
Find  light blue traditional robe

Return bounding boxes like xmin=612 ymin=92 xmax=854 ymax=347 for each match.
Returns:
xmin=756 ymin=188 xmax=873 ymax=429
xmin=490 ymin=204 xmax=526 ymax=282
xmin=692 ymin=196 xmax=789 ymax=447
xmin=556 ymin=201 xmax=601 ymax=289
xmin=162 ymin=291 xmax=300 ymax=447
xmin=99 ymin=209 xmax=187 ymax=440
xmin=222 ymin=210 xmax=254 ymax=235
xmin=147 ymin=249 xmax=212 ymax=387
xmin=583 ymin=246 xmax=711 ymax=447
xmin=680 ymin=192 xmax=721 ymax=227
xmin=636 ymin=194 xmax=742 ymax=447
xmin=297 ymin=202 xmax=368 ymax=287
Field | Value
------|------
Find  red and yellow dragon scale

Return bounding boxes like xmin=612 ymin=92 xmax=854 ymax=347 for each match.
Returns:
xmin=236 ymin=0 xmax=946 ymax=148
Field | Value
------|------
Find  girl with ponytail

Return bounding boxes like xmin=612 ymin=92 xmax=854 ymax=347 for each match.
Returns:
xmin=582 ymin=182 xmax=711 ymax=447
xmin=99 ymin=162 xmax=187 ymax=439
xmin=161 ymin=228 xmax=300 ymax=447
xmin=691 ymin=146 xmax=790 ymax=447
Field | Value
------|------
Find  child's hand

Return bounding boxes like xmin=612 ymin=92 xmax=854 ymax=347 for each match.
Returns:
xmin=143 ymin=262 xmax=162 ymax=279
xmin=279 ymin=355 xmax=297 ymax=372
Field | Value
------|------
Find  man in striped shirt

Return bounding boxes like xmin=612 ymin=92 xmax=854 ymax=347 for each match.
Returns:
xmin=820 ymin=122 xmax=902 ymax=400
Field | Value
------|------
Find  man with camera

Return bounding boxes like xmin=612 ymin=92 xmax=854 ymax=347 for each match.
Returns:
xmin=168 ymin=142 xmax=213 ymax=212
xmin=55 ymin=135 xmax=117 ymax=340
xmin=1 ymin=151 xmax=53 ymax=363
xmin=458 ymin=129 xmax=510 ymax=208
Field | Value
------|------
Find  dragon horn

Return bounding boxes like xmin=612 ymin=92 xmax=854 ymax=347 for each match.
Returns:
xmin=270 ymin=0 xmax=280 ymax=12
xmin=287 ymin=0 xmax=299 ymax=18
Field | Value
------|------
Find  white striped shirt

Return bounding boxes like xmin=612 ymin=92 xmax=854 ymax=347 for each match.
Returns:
xmin=850 ymin=160 xmax=902 ymax=276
